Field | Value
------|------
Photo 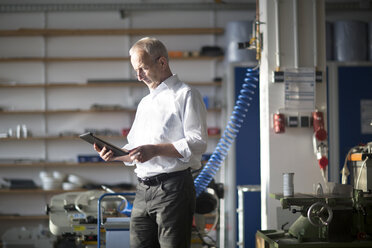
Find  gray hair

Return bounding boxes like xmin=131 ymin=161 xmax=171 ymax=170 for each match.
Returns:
xmin=129 ymin=37 xmax=169 ymax=62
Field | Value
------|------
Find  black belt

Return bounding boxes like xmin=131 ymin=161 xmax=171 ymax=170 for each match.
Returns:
xmin=138 ymin=168 xmax=190 ymax=186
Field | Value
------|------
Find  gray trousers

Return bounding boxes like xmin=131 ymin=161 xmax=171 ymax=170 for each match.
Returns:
xmin=130 ymin=169 xmax=195 ymax=248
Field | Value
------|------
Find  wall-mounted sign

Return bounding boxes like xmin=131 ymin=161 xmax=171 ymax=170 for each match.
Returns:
xmin=284 ymin=68 xmax=315 ymax=110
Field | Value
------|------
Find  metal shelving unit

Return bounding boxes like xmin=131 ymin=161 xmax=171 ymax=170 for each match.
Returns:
xmin=0 ymin=25 xmax=225 ymax=242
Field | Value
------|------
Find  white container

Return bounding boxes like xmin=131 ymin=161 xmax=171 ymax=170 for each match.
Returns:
xmin=67 ymin=174 xmax=88 ymax=186
xmin=21 ymin=124 xmax=27 ymax=138
xmin=62 ymin=182 xmax=80 ymax=190
xmin=41 ymin=180 xmax=62 ymax=190
xmin=53 ymin=171 xmax=66 ymax=182
xmin=40 ymin=176 xmax=56 ymax=183
xmin=16 ymin=125 xmax=21 ymax=139
xmin=283 ymin=173 xmax=294 ymax=197
xmin=40 ymin=171 xmax=63 ymax=190
xmin=39 ymin=171 xmax=52 ymax=179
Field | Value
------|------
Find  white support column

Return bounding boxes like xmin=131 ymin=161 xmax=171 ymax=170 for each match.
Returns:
xmin=259 ymin=0 xmax=327 ymax=229
xmin=327 ymin=62 xmax=340 ymax=183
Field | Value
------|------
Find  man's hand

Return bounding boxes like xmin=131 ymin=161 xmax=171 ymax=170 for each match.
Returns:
xmin=94 ymin=143 xmax=114 ymax=162
xmin=94 ymin=143 xmax=131 ymax=163
xmin=129 ymin=145 xmax=156 ymax=163
xmin=129 ymin=143 xmax=182 ymax=163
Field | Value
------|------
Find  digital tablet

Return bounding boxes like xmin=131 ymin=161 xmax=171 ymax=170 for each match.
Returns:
xmin=79 ymin=132 xmax=129 ymax=157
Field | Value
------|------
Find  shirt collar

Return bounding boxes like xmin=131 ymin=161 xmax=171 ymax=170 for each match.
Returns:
xmin=149 ymin=74 xmax=178 ymax=95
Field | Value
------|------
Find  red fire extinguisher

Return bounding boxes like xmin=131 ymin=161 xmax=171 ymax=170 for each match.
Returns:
xmin=312 ymin=111 xmax=328 ymax=173
xmin=313 ymin=111 xmax=327 ymax=141
xmin=273 ymin=113 xmax=285 ymax=133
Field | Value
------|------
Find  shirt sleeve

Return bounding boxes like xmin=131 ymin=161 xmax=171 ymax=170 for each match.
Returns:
xmin=172 ymin=88 xmax=208 ymax=162
xmin=122 ymin=144 xmax=135 ymax=166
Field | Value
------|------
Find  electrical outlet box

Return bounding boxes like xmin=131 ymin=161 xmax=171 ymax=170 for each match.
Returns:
xmin=287 ymin=116 xmax=298 ymax=127
xmin=300 ymin=116 xmax=310 ymax=127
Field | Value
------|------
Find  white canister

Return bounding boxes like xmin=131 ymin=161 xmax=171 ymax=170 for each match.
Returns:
xmin=283 ymin=173 xmax=294 ymax=197
xmin=16 ymin=125 xmax=21 ymax=139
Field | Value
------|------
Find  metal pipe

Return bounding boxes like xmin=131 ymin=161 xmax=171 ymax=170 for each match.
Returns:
xmin=236 ymin=185 xmax=261 ymax=248
xmin=293 ymin=0 xmax=299 ymax=68
xmin=2 ymin=1 xmax=370 ymax=13
xmin=97 ymin=192 xmax=135 ymax=248
xmin=313 ymin=0 xmax=318 ymax=68
xmin=42 ymin=12 xmax=49 ymax=161
xmin=0 ymin=2 xmax=255 ymax=12
xmin=274 ymin=0 xmax=281 ymax=70
xmin=255 ymin=0 xmax=261 ymax=62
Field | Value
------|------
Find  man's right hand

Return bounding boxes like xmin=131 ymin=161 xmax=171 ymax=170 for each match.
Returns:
xmin=94 ymin=143 xmax=132 ymax=163
xmin=94 ymin=143 xmax=114 ymax=162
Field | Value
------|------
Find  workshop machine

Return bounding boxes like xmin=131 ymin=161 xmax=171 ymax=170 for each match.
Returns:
xmin=256 ymin=142 xmax=372 ymax=247
xmin=47 ymin=190 xmax=133 ymax=248
xmin=46 ymin=175 xmax=223 ymax=248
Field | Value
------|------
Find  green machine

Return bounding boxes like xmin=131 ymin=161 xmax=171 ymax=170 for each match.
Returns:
xmin=257 ymin=144 xmax=372 ymax=247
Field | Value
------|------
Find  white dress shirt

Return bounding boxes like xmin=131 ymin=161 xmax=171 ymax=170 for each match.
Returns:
xmin=124 ymin=74 xmax=208 ymax=178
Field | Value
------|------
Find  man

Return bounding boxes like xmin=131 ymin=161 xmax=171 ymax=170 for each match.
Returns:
xmin=94 ymin=37 xmax=207 ymax=248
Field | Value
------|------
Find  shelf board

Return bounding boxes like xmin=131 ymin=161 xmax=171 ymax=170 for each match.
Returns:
xmin=0 ymin=57 xmax=129 ymax=62
xmin=0 ymin=108 xmax=220 ymax=115
xmin=0 ymin=110 xmax=46 ymax=115
xmin=0 ymin=133 xmax=219 ymax=142
xmin=0 ymin=81 xmax=222 ymax=88
xmin=0 ymin=215 xmax=48 ymax=221
xmin=0 ymin=108 xmax=136 ymax=115
xmin=0 ymin=156 xmax=219 ymax=167
xmin=0 ymin=28 xmax=224 ymax=36
xmin=0 ymin=188 xmax=135 ymax=194
xmin=48 ymin=82 xmax=141 ymax=87
xmin=0 ymin=135 xmax=124 ymax=141
xmin=0 ymin=162 xmax=123 ymax=167
xmin=47 ymin=109 xmax=136 ymax=114
xmin=0 ymin=56 xmax=223 ymax=63
xmin=49 ymin=135 xmax=124 ymax=141
xmin=0 ymin=83 xmax=45 ymax=88
xmin=0 ymin=188 xmax=86 ymax=194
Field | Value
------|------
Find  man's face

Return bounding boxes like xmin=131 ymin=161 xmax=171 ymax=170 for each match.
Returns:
xmin=131 ymin=50 xmax=161 ymax=86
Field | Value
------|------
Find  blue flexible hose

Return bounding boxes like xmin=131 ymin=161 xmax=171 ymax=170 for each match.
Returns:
xmin=194 ymin=67 xmax=259 ymax=197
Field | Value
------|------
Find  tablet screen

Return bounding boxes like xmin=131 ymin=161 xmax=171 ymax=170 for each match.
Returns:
xmin=79 ymin=132 xmax=128 ymax=157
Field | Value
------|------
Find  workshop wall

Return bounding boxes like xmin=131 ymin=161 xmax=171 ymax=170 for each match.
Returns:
xmin=0 ymin=8 xmax=255 ymax=245
xmin=1 ymin=2 xmax=370 ymax=247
